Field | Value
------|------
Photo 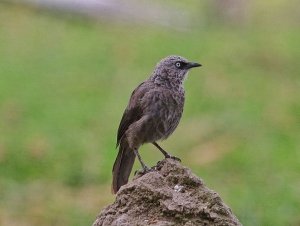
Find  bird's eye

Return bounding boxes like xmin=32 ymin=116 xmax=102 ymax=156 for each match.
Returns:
xmin=175 ymin=62 xmax=181 ymax=68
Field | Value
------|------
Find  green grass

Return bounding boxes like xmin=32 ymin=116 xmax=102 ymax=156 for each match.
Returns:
xmin=0 ymin=3 xmax=300 ymax=226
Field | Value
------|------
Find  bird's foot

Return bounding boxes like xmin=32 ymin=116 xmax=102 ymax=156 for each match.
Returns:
xmin=165 ymin=154 xmax=181 ymax=162
xmin=134 ymin=165 xmax=153 ymax=176
xmin=141 ymin=165 xmax=152 ymax=173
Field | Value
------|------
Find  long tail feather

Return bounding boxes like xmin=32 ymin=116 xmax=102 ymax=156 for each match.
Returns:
xmin=112 ymin=139 xmax=135 ymax=194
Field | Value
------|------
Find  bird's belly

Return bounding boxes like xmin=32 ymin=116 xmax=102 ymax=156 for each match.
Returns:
xmin=160 ymin=108 xmax=182 ymax=139
xmin=144 ymin=102 xmax=183 ymax=143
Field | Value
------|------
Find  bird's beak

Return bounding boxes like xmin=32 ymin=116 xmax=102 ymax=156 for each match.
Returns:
xmin=186 ymin=62 xmax=202 ymax=69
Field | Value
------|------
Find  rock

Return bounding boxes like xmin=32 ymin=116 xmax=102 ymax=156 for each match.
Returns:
xmin=93 ymin=158 xmax=241 ymax=226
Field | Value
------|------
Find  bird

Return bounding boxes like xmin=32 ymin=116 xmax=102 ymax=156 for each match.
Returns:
xmin=112 ymin=55 xmax=201 ymax=194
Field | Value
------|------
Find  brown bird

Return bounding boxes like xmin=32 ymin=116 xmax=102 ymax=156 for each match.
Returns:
xmin=112 ymin=55 xmax=201 ymax=193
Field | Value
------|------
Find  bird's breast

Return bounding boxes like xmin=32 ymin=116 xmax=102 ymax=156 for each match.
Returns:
xmin=148 ymin=88 xmax=185 ymax=140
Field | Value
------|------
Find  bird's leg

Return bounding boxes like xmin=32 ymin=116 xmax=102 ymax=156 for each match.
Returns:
xmin=152 ymin=142 xmax=181 ymax=162
xmin=133 ymin=149 xmax=150 ymax=172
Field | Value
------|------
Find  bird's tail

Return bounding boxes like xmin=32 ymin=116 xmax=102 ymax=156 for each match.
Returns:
xmin=112 ymin=139 xmax=136 ymax=194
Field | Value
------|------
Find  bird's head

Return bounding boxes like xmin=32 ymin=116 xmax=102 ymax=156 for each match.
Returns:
xmin=151 ymin=55 xmax=201 ymax=84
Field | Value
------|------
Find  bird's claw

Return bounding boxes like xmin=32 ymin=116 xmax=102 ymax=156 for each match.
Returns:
xmin=134 ymin=165 xmax=153 ymax=176
xmin=141 ymin=165 xmax=152 ymax=174
xmin=165 ymin=154 xmax=181 ymax=162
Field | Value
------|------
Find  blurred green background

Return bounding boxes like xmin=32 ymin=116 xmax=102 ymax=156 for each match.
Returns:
xmin=0 ymin=1 xmax=299 ymax=225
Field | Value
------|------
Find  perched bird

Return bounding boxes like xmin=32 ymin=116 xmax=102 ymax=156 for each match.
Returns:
xmin=112 ymin=55 xmax=201 ymax=193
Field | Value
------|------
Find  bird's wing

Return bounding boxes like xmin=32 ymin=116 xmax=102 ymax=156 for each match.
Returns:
xmin=116 ymin=82 xmax=146 ymax=147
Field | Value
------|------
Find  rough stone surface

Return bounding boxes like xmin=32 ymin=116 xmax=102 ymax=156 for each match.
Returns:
xmin=93 ymin=159 xmax=242 ymax=226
